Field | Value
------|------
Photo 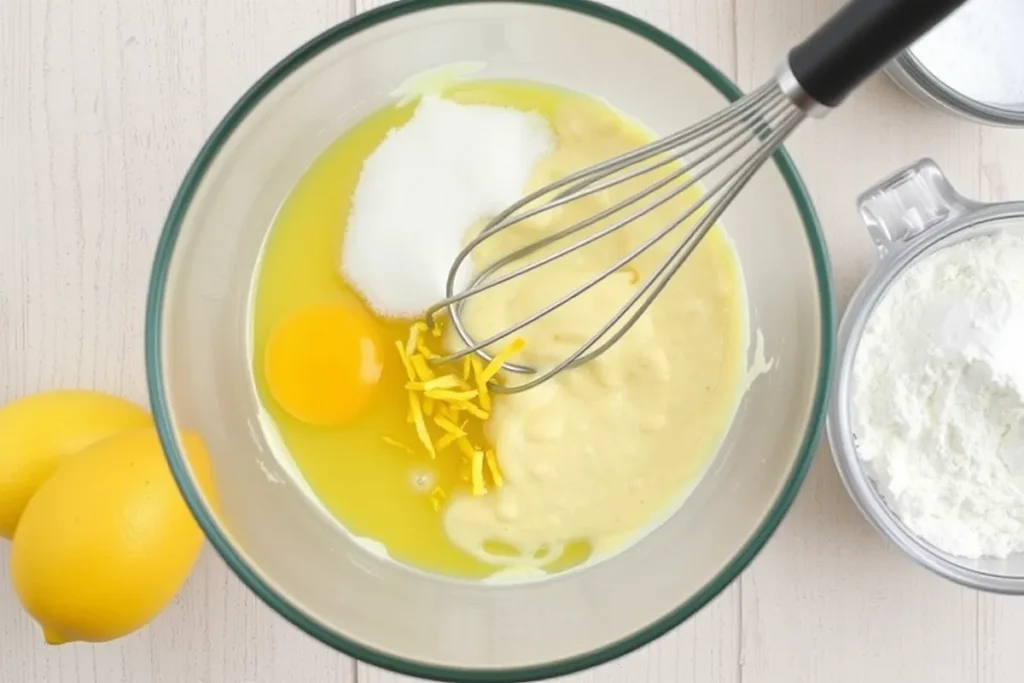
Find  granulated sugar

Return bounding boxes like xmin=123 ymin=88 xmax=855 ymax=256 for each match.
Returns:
xmin=909 ymin=0 xmax=1024 ymax=106
xmin=341 ymin=95 xmax=553 ymax=318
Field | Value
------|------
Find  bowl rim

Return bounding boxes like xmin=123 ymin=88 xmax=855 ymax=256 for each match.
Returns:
xmin=145 ymin=0 xmax=835 ymax=680
xmin=887 ymin=51 xmax=1024 ymax=128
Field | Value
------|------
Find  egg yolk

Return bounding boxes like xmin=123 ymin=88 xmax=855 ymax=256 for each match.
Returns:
xmin=264 ymin=303 xmax=383 ymax=425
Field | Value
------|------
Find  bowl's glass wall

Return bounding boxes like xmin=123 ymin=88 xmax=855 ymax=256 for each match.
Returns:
xmin=155 ymin=2 xmax=827 ymax=671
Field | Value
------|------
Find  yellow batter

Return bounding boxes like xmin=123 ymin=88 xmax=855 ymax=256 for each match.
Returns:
xmin=443 ymin=100 xmax=747 ymax=570
xmin=252 ymin=80 xmax=747 ymax=579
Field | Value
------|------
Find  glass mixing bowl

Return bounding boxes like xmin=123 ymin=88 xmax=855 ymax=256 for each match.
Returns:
xmin=146 ymin=1 xmax=833 ymax=680
xmin=829 ymin=158 xmax=1024 ymax=594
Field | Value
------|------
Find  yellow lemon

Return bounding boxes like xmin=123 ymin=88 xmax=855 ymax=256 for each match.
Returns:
xmin=0 ymin=390 xmax=152 ymax=538
xmin=10 ymin=427 xmax=212 ymax=645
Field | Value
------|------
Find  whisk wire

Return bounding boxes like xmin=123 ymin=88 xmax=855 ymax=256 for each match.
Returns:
xmin=428 ymin=83 xmax=804 ymax=392
xmin=424 ymin=88 xmax=791 ymax=323
xmin=419 ymin=0 xmax=973 ymax=393
xmin=521 ymin=83 xmax=785 ymax=218
xmin=475 ymin=108 xmax=805 ymax=393
xmin=433 ymin=83 xmax=784 ymax=286
xmin=562 ymin=110 xmax=806 ymax=373
xmin=423 ymin=102 xmax=779 ymax=326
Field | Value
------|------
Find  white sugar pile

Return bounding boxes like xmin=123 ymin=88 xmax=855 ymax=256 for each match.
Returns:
xmin=341 ymin=95 xmax=554 ymax=318
xmin=910 ymin=0 xmax=1024 ymax=106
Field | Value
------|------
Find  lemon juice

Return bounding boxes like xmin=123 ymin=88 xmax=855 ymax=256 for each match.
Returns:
xmin=252 ymin=82 xmax=597 ymax=578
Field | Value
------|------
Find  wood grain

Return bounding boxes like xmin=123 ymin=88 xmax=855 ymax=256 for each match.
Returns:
xmin=3 ymin=0 xmax=1024 ymax=681
xmin=734 ymin=1 xmax=1011 ymax=682
xmin=0 ymin=1 xmax=357 ymax=681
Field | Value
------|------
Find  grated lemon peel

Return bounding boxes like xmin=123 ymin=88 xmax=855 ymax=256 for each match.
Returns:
xmin=435 ymin=432 xmax=462 ymax=453
xmin=433 ymin=416 xmax=465 ymax=437
xmin=410 ymin=355 xmax=435 ymax=382
xmin=381 ymin=436 xmax=416 ymax=456
xmin=485 ymin=449 xmax=502 ymax=487
xmin=481 ymin=338 xmax=525 ymax=383
xmin=470 ymin=450 xmax=485 ymax=496
xmin=395 ymin=341 xmax=416 ymax=379
xmin=455 ymin=401 xmax=489 ymax=420
xmin=392 ymin=319 xmax=523 ymax=499
xmin=408 ymin=391 xmax=435 ymax=458
xmin=428 ymin=485 xmax=447 ymax=511
xmin=471 ymin=356 xmax=490 ymax=412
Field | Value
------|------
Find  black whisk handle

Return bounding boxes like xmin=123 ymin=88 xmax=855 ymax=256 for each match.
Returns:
xmin=787 ymin=0 xmax=967 ymax=108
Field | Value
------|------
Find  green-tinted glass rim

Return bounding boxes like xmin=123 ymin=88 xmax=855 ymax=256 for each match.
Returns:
xmin=145 ymin=1 xmax=834 ymax=680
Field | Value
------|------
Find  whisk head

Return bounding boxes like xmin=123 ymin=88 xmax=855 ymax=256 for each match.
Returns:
xmin=424 ymin=80 xmax=805 ymax=393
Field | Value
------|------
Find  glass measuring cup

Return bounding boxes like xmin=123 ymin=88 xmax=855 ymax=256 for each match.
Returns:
xmin=828 ymin=158 xmax=1024 ymax=593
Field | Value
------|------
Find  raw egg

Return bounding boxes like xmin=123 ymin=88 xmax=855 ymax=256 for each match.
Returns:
xmin=264 ymin=302 xmax=383 ymax=425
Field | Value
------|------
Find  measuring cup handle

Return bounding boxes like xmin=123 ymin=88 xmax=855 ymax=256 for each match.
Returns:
xmin=857 ymin=158 xmax=975 ymax=259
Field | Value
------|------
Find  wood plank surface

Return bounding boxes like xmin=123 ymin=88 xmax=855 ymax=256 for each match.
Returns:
xmin=3 ymin=0 xmax=1023 ymax=681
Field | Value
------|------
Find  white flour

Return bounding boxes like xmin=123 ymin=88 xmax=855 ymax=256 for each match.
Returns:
xmin=852 ymin=231 xmax=1024 ymax=559
xmin=909 ymin=0 xmax=1024 ymax=106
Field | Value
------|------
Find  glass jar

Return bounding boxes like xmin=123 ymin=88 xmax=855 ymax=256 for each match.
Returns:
xmin=829 ymin=158 xmax=1024 ymax=593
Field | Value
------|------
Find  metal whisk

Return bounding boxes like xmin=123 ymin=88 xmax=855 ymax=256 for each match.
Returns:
xmin=425 ymin=0 xmax=967 ymax=393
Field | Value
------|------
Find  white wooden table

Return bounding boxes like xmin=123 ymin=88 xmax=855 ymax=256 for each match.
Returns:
xmin=3 ymin=0 xmax=1024 ymax=681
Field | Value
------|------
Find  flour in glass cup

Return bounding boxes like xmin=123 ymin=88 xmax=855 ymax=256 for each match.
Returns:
xmin=851 ymin=232 xmax=1024 ymax=559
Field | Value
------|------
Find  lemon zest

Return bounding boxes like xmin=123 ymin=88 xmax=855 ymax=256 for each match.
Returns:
xmin=480 ymin=338 xmax=525 ymax=383
xmin=428 ymin=485 xmax=447 ymax=511
xmin=425 ymin=376 xmax=463 ymax=391
xmin=410 ymin=355 xmax=435 ymax=382
xmin=471 ymin=450 xmax=486 ymax=496
xmin=408 ymin=392 xmax=434 ymax=458
xmin=395 ymin=341 xmax=416 ymax=380
xmin=455 ymin=435 xmax=477 ymax=460
xmin=381 ymin=437 xmax=416 ymax=456
xmin=485 ymin=449 xmax=503 ymax=487
xmin=433 ymin=416 xmax=465 ymax=437
xmin=471 ymin=356 xmax=490 ymax=412
xmin=435 ymin=432 xmax=461 ymax=452
xmin=455 ymin=401 xmax=489 ymax=420
xmin=392 ymin=324 xmax=525 ymax=495
xmin=424 ymin=388 xmax=478 ymax=402
xmin=406 ymin=322 xmax=426 ymax=355
xmin=416 ymin=341 xmax=438 ymax=360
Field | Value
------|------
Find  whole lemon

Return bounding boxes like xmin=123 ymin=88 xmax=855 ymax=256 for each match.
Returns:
xmin=10 ymin=427 xmax=212 ymax=645
xmin=0 ymin=390 xmax=151 ymax=538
